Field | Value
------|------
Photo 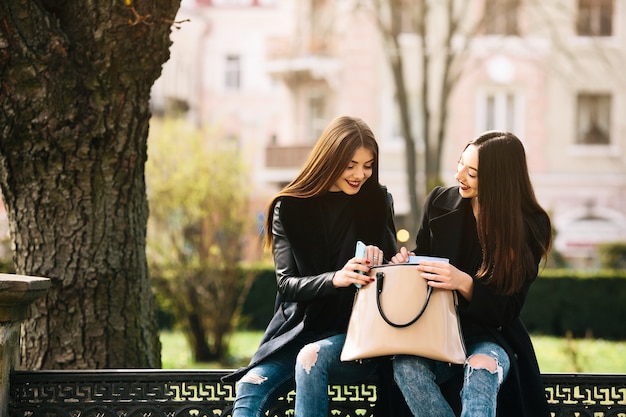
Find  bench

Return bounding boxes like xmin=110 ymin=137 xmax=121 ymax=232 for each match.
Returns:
xmin=8 ymin=369 xmax=626 ymax=417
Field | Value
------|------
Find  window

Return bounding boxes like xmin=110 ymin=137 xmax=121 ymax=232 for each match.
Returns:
xmin=576 ymin=94 xmax=611 ymax=145
xmin=398 ymin=0 xmax=424 ymax=34
xmin=391 ymin=92 xmax=422 ymax=144
xmin=577 ymin=0 xmax=613 ymax=36
xmin=225 ymin=55 xmax=241 ymax=90
xmin=307 ymin=95 xmax=326 ymax=143
xmin=477 ymin=90 xmax=522 ymax=134
xmin=484 ymin=0 xmax=520 ymax=36
xmin=309 ymin=0 xmax=332 ymax=54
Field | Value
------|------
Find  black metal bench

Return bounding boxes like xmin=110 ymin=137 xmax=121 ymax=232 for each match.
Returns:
xmin=8 ymin=369 xmax=626 ymax=417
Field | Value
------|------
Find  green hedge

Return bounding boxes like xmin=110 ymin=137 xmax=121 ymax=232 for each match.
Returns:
xmin=522 ymin=269 xmax=626 ymax=340
xmin=0 ymin=259 xmax=15 ymax=273
xmin=240 ymin=267 xmax=626 ymax=340
xmin=598 ymin=242 xmax=626 ymax=269
xmin=240 ymin=267 xmax=277 ymax=330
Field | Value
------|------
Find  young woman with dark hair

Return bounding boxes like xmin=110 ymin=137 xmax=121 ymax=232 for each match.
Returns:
xmin=391 ymin=131 xmax=552 ymax=417
xmin=224 ymin=115 xmax=398 ymax=417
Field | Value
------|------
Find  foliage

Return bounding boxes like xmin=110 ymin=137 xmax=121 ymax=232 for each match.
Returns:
xmin=523 ymin=269 xmax=626 ymax=340
xmin=239 ymin=265 xmax=277 ymax=330
xmin=0 ymin=253 xmax=15 ymax=274
xmin=597 ymin=242 xmax=626 ymax=269
xmin=146 ymin=117 xmax=255 ymax=362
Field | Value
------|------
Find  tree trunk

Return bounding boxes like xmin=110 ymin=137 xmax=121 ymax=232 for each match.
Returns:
xmin=0 ymin=0 xmax=180 ymax=368
xmin=392 ymin=54 xmax=420 ymax=233
xmin=188 ymin=313 xmax=213 ymax=362
xmin=377 ymin=0 xmax=421 ymax=233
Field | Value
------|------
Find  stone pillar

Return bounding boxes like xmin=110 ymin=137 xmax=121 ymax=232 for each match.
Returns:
xmin=0 ymin=274 xmax=51 ymax=417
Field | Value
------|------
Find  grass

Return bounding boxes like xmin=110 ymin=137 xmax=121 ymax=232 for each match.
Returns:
xmin=160 ymin=330 xmax=265 ymax=369
xmin=532 ymin=335 xmax=626 ymax=373
xmin=160 ymin=330 xmax=626 ymax=373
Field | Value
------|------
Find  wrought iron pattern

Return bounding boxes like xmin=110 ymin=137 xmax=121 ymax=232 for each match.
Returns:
xmin=9 ymin=370 xmax=626 ymax=417
xmin=543 ymin=373 xmax=626 ymax=417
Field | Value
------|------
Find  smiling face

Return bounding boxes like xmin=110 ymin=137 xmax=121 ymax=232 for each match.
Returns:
xmin=455 ymin=144 xmax=479 ymax=200
xmin=329 ymin=146 xmax=374 ymax=194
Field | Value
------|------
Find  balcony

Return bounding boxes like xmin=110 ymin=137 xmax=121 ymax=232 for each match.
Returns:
xmin=265 ymin=144 xmax=313 ymax=168
xmin=265 ymin=36 xmax=339 ymax=87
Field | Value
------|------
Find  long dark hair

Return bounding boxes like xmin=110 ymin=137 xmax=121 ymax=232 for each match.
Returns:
xmin=470 ymin=131 xmax=552 ymax=294
xmin=263 ymin=116 xmax=381 ymax=249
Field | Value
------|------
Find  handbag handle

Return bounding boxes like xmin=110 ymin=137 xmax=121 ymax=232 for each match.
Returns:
xmin=375 ymin=271 xmax=433 ymax=328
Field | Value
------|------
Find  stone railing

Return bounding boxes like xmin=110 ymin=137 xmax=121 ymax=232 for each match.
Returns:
xmin=0 ymin=274 xmax=50 ymax=417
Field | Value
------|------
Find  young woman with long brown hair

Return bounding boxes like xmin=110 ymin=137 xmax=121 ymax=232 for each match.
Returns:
xmin=224 ymin=115 xmax=398 ymax=417
xmin=391 ymin=131 xmax=552 ymax=417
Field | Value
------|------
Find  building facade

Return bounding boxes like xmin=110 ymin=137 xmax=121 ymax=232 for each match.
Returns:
xmin=152 ymin=0 xmax=626 ymax=268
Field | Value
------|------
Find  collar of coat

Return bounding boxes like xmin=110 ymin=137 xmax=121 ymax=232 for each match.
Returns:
xmin=277 ymin=186 xmax=390 ymax=274
xmin=421 ymin=186 xmax=470 ymax=265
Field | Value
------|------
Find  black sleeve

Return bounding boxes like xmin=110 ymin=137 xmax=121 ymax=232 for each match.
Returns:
xmin=272 ymin=201 xmax=338 ymax=301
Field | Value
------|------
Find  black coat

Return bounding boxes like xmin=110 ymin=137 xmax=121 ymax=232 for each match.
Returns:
xmin=416 ymin=186 xmax=550 ymax=417
xmin=223 ymin=185 xmax=397 ymax=383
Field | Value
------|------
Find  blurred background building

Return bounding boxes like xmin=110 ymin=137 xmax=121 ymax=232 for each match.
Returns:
xmin=151 ymin=0 xmax=626 ymax=268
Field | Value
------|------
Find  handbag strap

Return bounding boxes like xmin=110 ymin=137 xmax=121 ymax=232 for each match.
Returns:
xmin=375 ymin=271 xmax=433 ymax=328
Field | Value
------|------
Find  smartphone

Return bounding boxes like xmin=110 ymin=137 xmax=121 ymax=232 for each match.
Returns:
xmin=408 ymin=255 xmax=449 ymax=264
xmin=354 ymin=241 xmax=367 ymax=287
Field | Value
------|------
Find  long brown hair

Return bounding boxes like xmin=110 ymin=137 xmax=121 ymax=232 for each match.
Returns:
xmin=263 ymin=116 xmax=380 ymax=249
xmin=470 ymin=131 xmax=552 ymax=294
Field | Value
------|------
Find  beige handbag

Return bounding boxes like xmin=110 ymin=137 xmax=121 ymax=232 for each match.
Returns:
xmin=340 ymin=263 xmax=466 ymax=364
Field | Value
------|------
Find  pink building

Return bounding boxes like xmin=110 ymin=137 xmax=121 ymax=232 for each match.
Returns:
xmin=152 ymin=0 xmax=626 ymax=268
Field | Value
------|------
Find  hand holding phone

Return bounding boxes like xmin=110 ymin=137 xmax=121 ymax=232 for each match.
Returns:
xmin=354 ymin=241 xmax=367 ymax=287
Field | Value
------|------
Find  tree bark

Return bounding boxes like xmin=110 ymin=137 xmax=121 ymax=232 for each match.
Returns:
xmin=0 ymin=0 xmax=180 ymax=368
xmin=374 ymin=0 xmax=422 ymax=233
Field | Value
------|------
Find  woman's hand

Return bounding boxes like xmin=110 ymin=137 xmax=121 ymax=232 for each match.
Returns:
xmin=332 ymin=245 xmax=383 ymax=288
xmin=332 ymin=258 xmax=373 ymax=288
xmin=390 ymin=247 xmax=415 ymax=264
xmin=365 ymin=244 xmax=384 ymax=266
xmin=416 ymin=260 xmax=474 ymax=300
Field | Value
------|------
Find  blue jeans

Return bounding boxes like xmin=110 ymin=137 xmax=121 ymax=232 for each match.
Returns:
xmin=393 ymin=339 xmax=511 ymax=417
xmin=232 ymin=333 xmax=379 ymax=417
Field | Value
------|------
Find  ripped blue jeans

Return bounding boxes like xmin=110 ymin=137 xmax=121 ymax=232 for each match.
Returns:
xmin=393 ymin=339 xmax=511 ymax=417
xmin=232 ymin=333 xmax=379 ymax=417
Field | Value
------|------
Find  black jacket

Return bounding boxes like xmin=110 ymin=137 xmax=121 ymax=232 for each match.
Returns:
xmin=417 ymin=186 xmax=550 ymax=417
xmin=223 ymin=185 xmax=397 ymax=383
